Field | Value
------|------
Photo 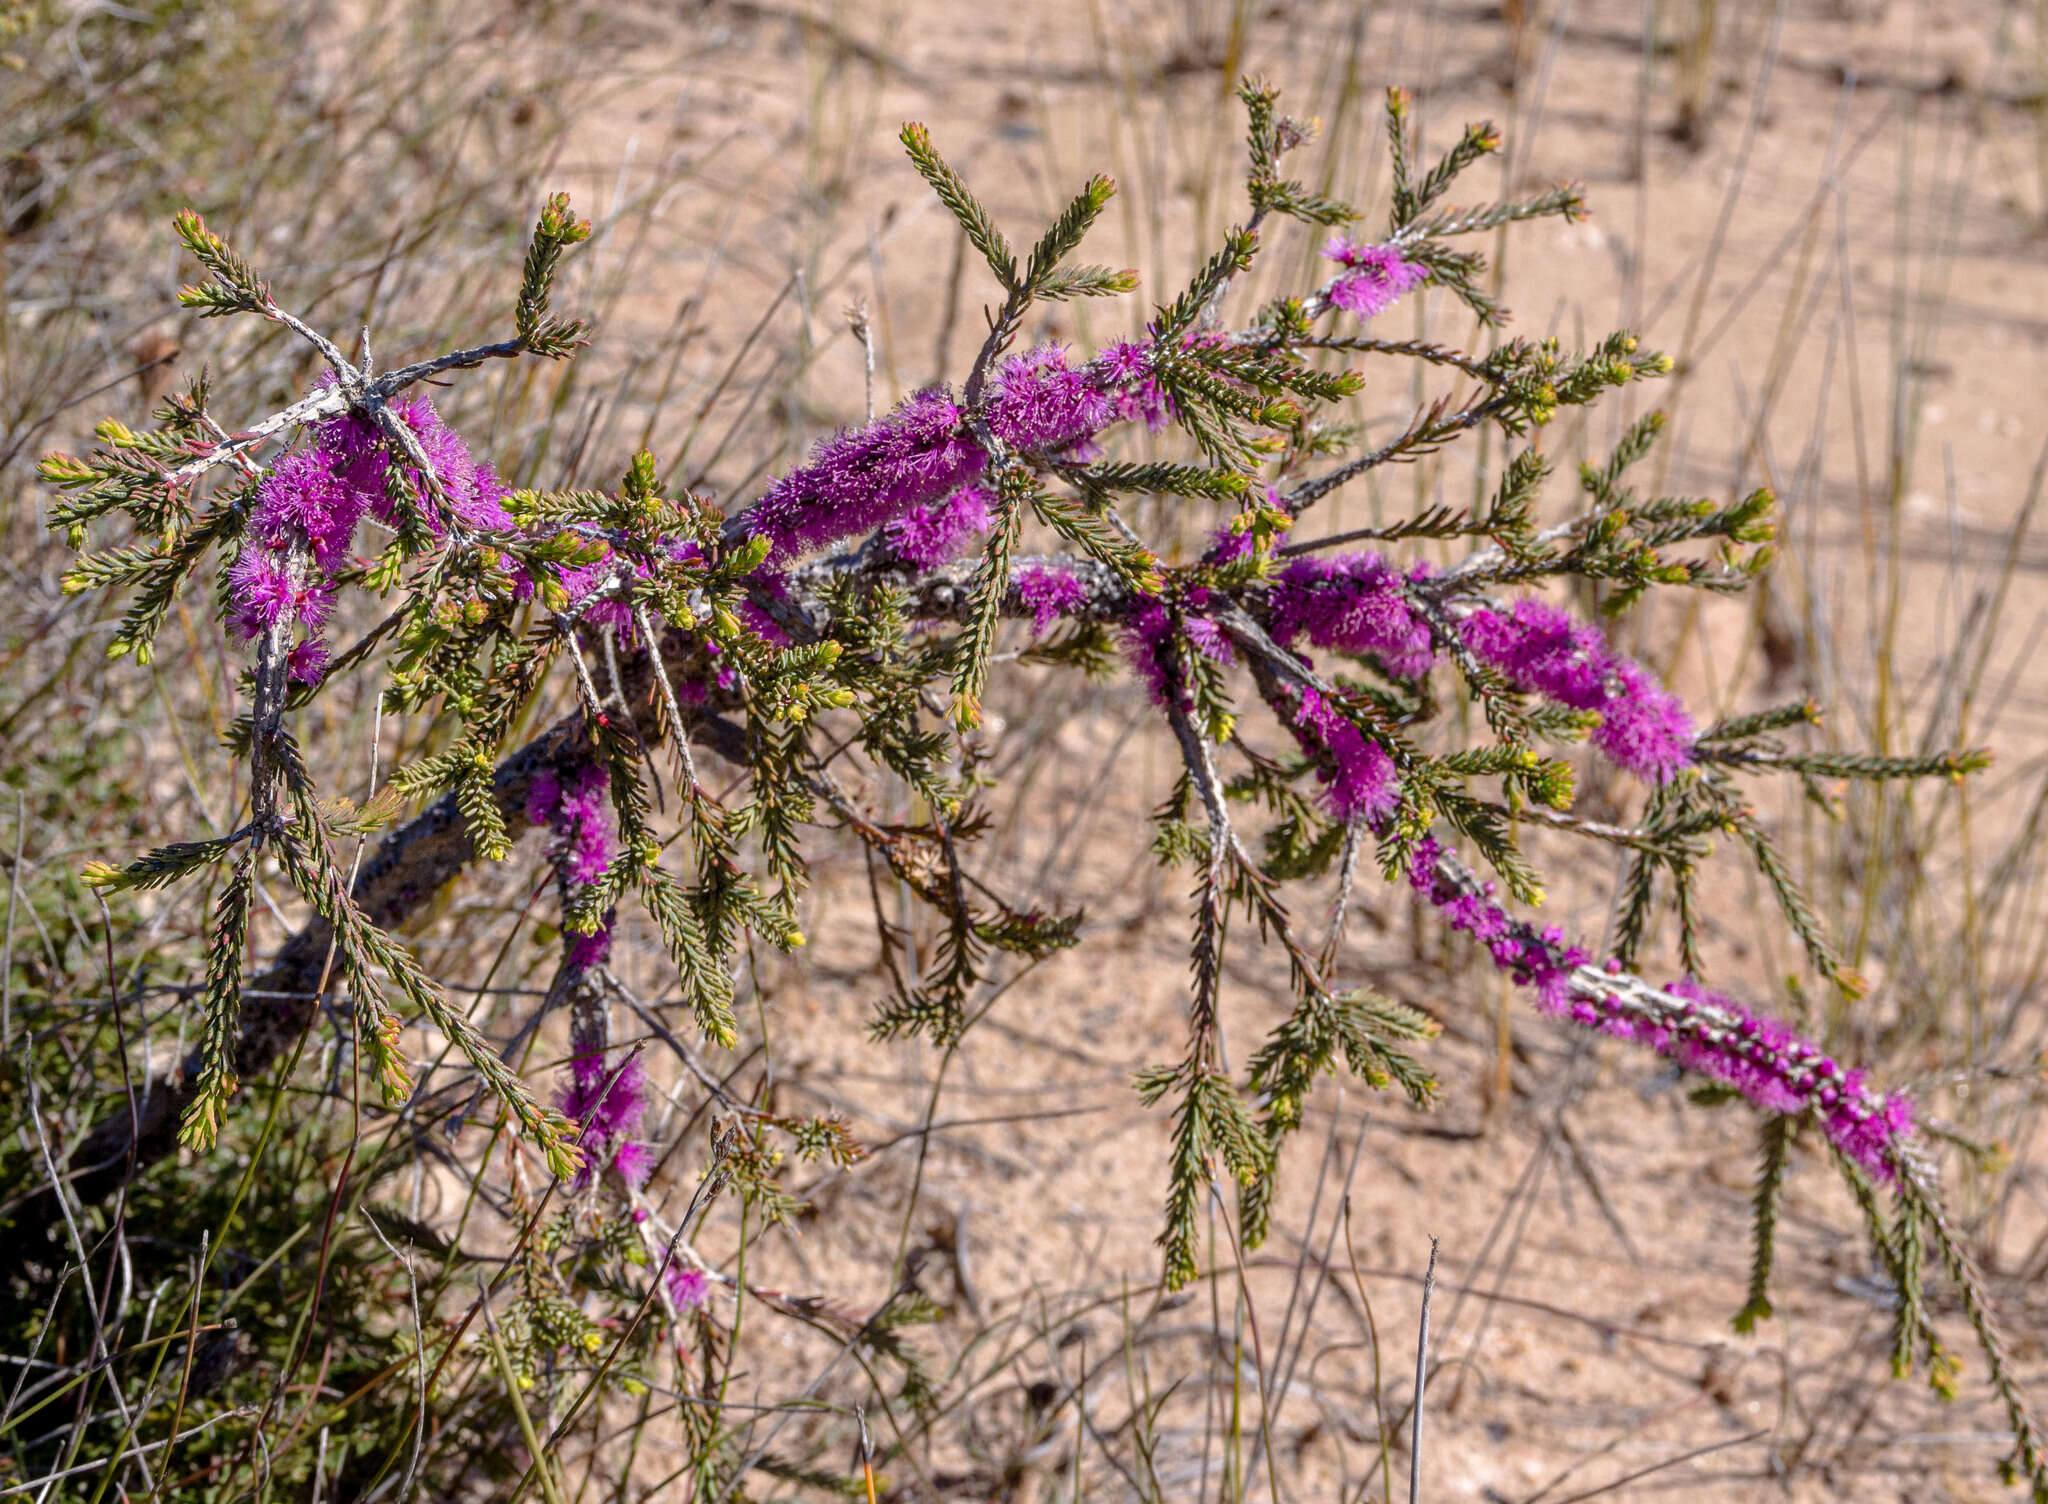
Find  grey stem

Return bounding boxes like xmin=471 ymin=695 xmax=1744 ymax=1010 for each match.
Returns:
xmin=1409 ymin=1236 xmax=1439 ymax=1504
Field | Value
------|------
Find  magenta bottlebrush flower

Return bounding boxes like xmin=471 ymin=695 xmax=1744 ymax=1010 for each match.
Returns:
xmin=1180 ymin=587 xmax=1234 ymax=664
xmin=1092 ymin=339 xmax=1150 ymax=387
xmin=226 ymin=544 xmax=309 ymax=638
xmin=567 ymin=923 xmax=613 ymax=973
xmin=744 ymin=344 xmax=1133 ymax=568
xmin=663 ymin=1261 xmax=712 ymax=1316
xmin=1123 ymin=596 xmax=1231 ymax=708
xmin=611 ymin=1138 xmax=656 ymax=1189
xmin=529 ymin=760 xmax=614 ymax=886
xmin=1590 ymin=659 xmax=1696 ymax=786
xmin=1405 ymin=837 xmax=1915 ymax=1181
xmin=316 ymin=388 xmax=517 ymax=537
xmin=1459 ymin=597 xmax=1608 ymax=708
xmin=561 ymin=1039 xmax=652 ymax=1193
xmin=1287 ymin=685 xmax=1400 ymax=820
xmin=1204 ymin=518 xmax=1257 ymax=567
xmin=1015 ymin=564 xmax=1086 ymax=635
xmin=1323 ymin=236 xmax=1428 ymax=319
xmin=1268 ymin=552 xmax=1437 ymax=679
xmin=749 ymin=387 xmax=985 ymax=565
xmin=1458 ymin=598 xmax=1695 ymax=783
xmin=551 ymin=550 xmax=624 ymax=628
xmin=883 ymin=484 xmax=993 ymax=568
xmin=562 ymin=1051 xmax=649 ymax=1142
xmin=1123 ymin=601 xmax=1181 ymax=707
xmin=251 ymin=446 xmax=364 ymax=572
xmin=987 ymin=345 xmax=1114 ymax=452
xmin=1093 ymin=339 xmax=1170 ymax=431
xmin=229 ymin=388 xmax=513 ymax=684
xmin=286 ymin=639 xmax=330 ymax=685
xmin=735 ymin=341 xmax=1154 ymax=574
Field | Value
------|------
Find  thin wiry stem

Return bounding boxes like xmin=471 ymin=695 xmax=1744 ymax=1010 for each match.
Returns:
xmin=1408 ymin=1236 xmax=1438 ymax=1504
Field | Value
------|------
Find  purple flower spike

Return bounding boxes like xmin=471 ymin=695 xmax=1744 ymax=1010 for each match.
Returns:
xmin=1590 ymin=659 xmax=1696 ymax=786
xmin=1322 ymin=237 xmax=1428 ymax=319
xmin=611 ymin=1139 xmax=656 ymax=1189
xmin=987 ymin=345 xmax=1114 ymax=452
xmin=563 ymin=1051 xmax=650 ymax=1142
xmin=749 ymin=386 xmax=985 ymax=565
xmin=1016 ymin=564 xmax=1087 ymax=636
xmin=567 ymin=922 xmax=613 ymax=973
xmin=286 ymin=639 xmax=331 ymax=685
xmin=1459 ymin=598 xmax=1695 ymax=783
xmin=1405 ymin=837 xmax=1915 ymax=1182
xmin=1204 ymin=522 xmax=1257 ymax=567
xmin=1089 ymin=339 xmax=1171 ymax=431
xmin=884 ymin=484 xmax=994 ymax=568
xmin=1287 ymin=685 xmax=1399 ymax=821
xmin=230 ymin=387 xmax=514 ymax=673
xmin=742 ymin=342 xmax=1140 ymax=570
xmin=531 ymin=759 xmax=614 ymax=886
xmin=1460 ymin=598 xmax=1609 ymax=708
xmin=1269 ymin=552 xmax=1437 ymax=678
xmin=1122 ymin=596 xmax=1232 ymax=709
xmin=227 ymin=546 xmax=298 ymax=637
xmin=663 ymin=1262 xmax=712 ymax=1316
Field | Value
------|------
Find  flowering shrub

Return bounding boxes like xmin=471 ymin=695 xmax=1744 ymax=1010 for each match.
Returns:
xmin=14 ymin=78 xmax=2045 ymax=1499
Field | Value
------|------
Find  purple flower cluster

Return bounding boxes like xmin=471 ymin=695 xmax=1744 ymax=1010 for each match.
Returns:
xmin=1015 ymin=563 xmax=1086 ymax=635
xmin=563 ymin=1050 xmax=648 ymax=1142
xmin=1286 ymin=684 xmax=1399 ymax=820
xmin=1095 ymin=339 xmax=1170 ymax=431
xmin=662 ymin=1260 xmax=712 ymax=1316
xmin=747 ymin=344 xmax=1133 ymax=567
xmin=1268 ymin=551 xmax=1437 ymax=679
xmin=1406 ymin=837 xmax=1589 ymax=1014
xmin=1204 ymin=521 xmax=1257 ymax=568
xmin=986 ymin=344 xmax=1115 ymax=452
xmin=536 ymin=754 xmax=654 ymax=1191
xmin=1405 ymin=837 xmax=1915 ymax=1181
xmin=561 ymin=1045 xmax=656 ymax=1191
xmin=528 ymin=760 xmax=614 ymax=886
xmin=748 ymin=387 xmax=983 ymax=566
xmin=230 ymin=391 xmax=514 ymax=681
xmin=1459 ymin=599 xmax=1694 ymax=783
xmin=1322 ymin=236 xmax=1429 ymax=319
xmin=882 ymin=484 xmax=993 ymax=568
xmin=1123 ymin=590 xmax=1232 ymax=708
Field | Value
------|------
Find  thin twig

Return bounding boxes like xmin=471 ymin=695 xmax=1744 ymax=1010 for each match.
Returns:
xmin=1409 ymin=1236 xmax=1439 ymax=1504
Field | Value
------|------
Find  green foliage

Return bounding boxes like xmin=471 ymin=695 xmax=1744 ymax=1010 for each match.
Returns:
xmin=515 ymin=191 xmax=593 ymax=356
xmin=178 ymin=856 xmax=253 ymax=1150
xmin=172 ymin=208 xmax=266 ymax=316
xmin=900 ymin=121 xmax=1015 ymax=288
xmin=1731 ymin=1114 xmax=1792 ymax=1334
xmin=948 ymin=469 xmax=1024 ymax=729
xmin=1022 ymin=172 xmax=1134 ymax=300
xmin=1238 ymin=76 xmax=1357 ymax=226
